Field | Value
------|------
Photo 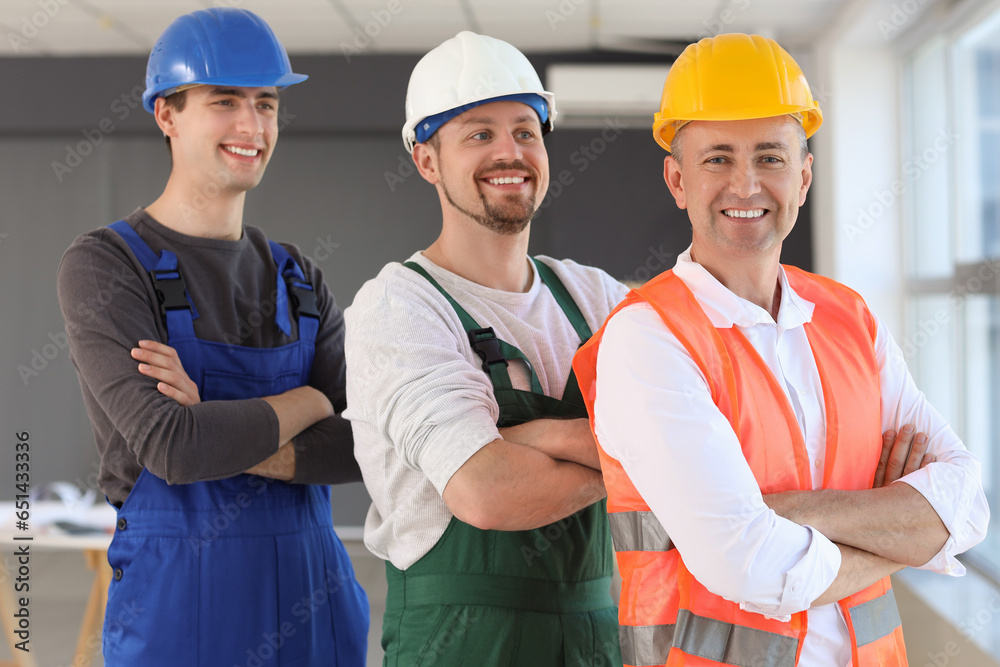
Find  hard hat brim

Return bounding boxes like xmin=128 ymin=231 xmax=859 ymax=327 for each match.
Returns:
xmin=143 ymin=72 xmax=308 ymax=113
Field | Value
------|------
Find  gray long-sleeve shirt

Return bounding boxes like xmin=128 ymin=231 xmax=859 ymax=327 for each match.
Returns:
xmin=57 ymin=208 xmax=360 ymax=506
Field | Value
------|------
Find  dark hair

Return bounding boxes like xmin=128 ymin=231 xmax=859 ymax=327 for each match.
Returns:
xmin=162 ymin=89 xmax=188 ymax=152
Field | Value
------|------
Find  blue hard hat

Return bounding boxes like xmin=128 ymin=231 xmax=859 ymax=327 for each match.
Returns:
xmin=143 ymin=8 xmax=307 ymax=113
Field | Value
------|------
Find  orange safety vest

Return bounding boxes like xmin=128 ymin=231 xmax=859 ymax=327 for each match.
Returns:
xmin=574 ymin=266 xmax=908 ymax=667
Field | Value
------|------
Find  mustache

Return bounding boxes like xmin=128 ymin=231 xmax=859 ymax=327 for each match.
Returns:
xmin=476 ymin=161 xmax=538 ymax=180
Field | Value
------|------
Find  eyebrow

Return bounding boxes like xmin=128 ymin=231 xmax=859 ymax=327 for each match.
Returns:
xmin=457 ymin=113 xmax=538 ymax=127
xmin=697 ymin=141 xmax=791 ymax=157
xmin=208 ymin=87 xmax=280 ymax=101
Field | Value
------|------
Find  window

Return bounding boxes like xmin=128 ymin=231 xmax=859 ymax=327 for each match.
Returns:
xmin=903 ymin=1 xmax=1000 ymax=639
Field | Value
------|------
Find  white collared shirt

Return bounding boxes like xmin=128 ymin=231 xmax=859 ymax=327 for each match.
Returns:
xmin=593 ymin=248 xmax=989 ymax=666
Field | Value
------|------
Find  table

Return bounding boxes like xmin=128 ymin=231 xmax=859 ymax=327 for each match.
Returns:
xmin=0 ymin=501 xmax=116 ymax=667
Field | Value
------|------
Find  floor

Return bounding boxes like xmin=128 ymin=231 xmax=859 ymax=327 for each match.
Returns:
xmin=3 ymin=547 xmax=999 ymax=667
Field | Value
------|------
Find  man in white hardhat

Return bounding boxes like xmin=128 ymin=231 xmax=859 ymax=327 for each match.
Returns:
xmin=573 ymin=33 xmax=989 ymax=666
xmin=57 ymin=8 xmax=368 ymax=665
xmin=344 ymin=31 xmax=625 ymax=665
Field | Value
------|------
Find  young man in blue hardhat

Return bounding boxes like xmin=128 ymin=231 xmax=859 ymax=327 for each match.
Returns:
xmin=57 ymin=8 xmax=368 ymax=666
xmin=344 ymin=31 xmax=625 ymax=665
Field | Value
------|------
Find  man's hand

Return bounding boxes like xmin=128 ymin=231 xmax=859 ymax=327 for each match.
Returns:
xmin=246 ymin=441 xmax=296 ymax=482
xmin=764 ymin=425 xmax=946 ymax=566
xmin=874 ymin=425 xmax=932 ymax=487
xmin=498 ymin=418 xmax=602 ymax=470
xmin=132 ymin=339 xmax=201 ymax=406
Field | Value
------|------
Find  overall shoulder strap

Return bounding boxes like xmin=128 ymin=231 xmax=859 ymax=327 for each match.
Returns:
xmin=402 ymin=261 xmax=543 ymax=395
xmin=109 ymin=219 xmax=196 ymax=337
xmin=531 ymin=257 xmax=593 ymax=343
xmin=268 ymin=240 xmax=319 ymax=343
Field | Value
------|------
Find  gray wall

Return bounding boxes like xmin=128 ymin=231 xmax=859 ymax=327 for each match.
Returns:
xmin=1 ymin=53 xmax=813 ymax=525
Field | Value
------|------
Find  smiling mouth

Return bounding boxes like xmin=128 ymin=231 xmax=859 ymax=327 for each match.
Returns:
xmin=486 ymin=176 xmax=526 ymax=185
xmin=223 ymin=145 xmax=260 ymax=158
xmin=723 ymin=208 xmax=766 ymax=219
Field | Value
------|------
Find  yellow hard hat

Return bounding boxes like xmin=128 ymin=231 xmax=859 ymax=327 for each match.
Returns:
xmin=653 ymin=33 xmax=822 ymax=152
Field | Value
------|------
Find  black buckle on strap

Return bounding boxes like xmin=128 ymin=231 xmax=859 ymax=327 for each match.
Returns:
xmin=468 ymin=327 xmax=508 ymax=374
xmin=149 ymin=269 xmax=191 ymax=321
xmin=290 ymin=282 xmax=320 ymax=319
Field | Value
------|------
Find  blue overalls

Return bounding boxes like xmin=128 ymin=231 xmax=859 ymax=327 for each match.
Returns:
xmin=103 ymin=220 xmax=369 ymax=666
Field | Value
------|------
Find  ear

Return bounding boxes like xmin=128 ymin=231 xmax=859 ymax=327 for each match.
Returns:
xmin=412 ymin=142 xmax=440 ymax=185
xmin=798 ymin=153 xmax=814 ymax=206
xmin=153 ymin=97 xmax=180 ymax=141
xmin=663 ymin=155 xmax=687 ymax=210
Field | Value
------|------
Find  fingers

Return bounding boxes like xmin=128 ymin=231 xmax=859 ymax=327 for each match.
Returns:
xmin=902 ymin=433 xmax=930 ymax=476
xmin=136 ymin=339 xmax=176 ymax=355
xmin=883 ymin=425 xmax=915 ymax=485
xmin=131 ymin=340 xmax=180 ymax=369
xmin=153 ymin=380 xmax=196 ymax=407
xmin=136 ymin=363 xmax=198 ymax=406
xmin=874 ymin=430 xmax=894 ymax=488
xmin=132 ymin=340 xmax=200 ymax=406
xmin=878 ymin=425 xmax=931 ymax=487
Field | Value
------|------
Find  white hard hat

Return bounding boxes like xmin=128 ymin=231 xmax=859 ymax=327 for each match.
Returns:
xmin=402 ymin=31 xmax=557 ymax=153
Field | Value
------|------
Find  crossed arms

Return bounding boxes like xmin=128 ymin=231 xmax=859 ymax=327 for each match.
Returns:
xmin=132 ymin=339 xmax=333 ymax=481
xmin=593 ymin=304 xmax=989 ymax=614
xmin=57 ymin=235 xmax=357 ymax=487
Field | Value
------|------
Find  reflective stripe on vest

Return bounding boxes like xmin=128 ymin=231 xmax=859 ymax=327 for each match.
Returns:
xmin=608 ymin=511 xmax=673 ymax=552
xmin=851 ymin=588 xmax=902 ymax=647
xmin=619 ymin=610 xmax=799 ymax=667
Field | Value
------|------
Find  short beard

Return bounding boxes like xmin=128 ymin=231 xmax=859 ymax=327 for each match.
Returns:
xmin=439 ymin=159 xmax=537 ymax=236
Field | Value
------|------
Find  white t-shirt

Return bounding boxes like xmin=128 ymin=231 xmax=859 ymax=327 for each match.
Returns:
xmin=344 ymin=252 xmax=628 ymax=569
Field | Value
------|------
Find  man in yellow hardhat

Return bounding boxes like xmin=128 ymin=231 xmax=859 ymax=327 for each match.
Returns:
xmin=573 ymin=33 xmax=989 ymax=666
xmin=344 ymin=31 xmax=624 ymax=665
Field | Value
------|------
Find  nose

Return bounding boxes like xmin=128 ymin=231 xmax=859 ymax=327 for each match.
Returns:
xmin=491 ymin=130 xmax=524 ymax=162
xmin=729 ymin=159 xmax=761 ymax=199
xmin=234 ymin=99 xmax=264 ymax=137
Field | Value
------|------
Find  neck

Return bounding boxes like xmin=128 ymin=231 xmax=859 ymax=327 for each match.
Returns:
xmin=145 ymin=173 xmax=246 ymax=240
xmin=424 ymin=212 xmax=532 ymax=292
xmin=691 ymin=241 xmax=783 ymax=319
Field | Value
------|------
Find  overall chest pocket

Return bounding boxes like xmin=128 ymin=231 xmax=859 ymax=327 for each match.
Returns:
xmin=203 ymin=368 xmax=303 ymax=401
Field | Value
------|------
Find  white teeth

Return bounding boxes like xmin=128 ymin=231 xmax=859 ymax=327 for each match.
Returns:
xmin=724 ymin=209 xmax=764 ymax=218
xmin=225 ymin=146 xmax=259 ymax=157
xmin=488 ymin=176 xmax=525 ymax=185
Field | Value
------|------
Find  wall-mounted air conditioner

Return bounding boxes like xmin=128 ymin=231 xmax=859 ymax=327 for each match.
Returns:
xmin=546 ymin=63 xmax=671 ymax=129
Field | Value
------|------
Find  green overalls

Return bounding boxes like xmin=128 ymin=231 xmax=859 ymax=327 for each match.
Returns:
xmin=381 ymin=259 xmax=621 ymax=667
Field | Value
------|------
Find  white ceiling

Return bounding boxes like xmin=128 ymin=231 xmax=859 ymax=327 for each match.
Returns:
xmin=0 ymin=0 xmax=846 ymax=57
